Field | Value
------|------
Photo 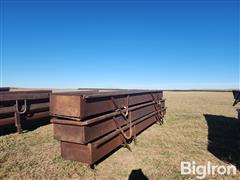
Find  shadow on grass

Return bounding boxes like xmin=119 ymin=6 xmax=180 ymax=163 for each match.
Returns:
xmin=128 ymin=169 xmax=148 ymax=180
xmin=204 ymin=114 xmax=240 ymax=169
xmin=0 ymin=118 xmax=50 ymax=136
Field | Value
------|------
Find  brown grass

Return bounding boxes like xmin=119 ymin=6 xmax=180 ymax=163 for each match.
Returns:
xmin=0 ymin=91 xmax=240 ymax=179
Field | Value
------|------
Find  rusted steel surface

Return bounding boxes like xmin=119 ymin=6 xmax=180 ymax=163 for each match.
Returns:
xmin=0 ymin=111 xmax=49 ymax=126
xmin=51 ymin=90 xmax=166 ymax=165
xmin=50 ymin=90 xmax=163 ymax=120
xmin=0 ymin=90 xmax=51 ymax=133
xmin=61 ymin=115 xmax=158 ymax=165
xmin=0 ymin=102 xmax=49 ymax=114
xmin=233 ymin=90 xmax=240 ymax=106
xmin=0 ymin=87 xmax=10 ymax=92
xmin=0 ymin=90 xmax=50 ymax=101
xmin=52 ymin=103 xmax=166 ymax=144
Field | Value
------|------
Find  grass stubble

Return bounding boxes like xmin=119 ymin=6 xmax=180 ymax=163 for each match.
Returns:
xmin=0 ymin=91 xmax=239 ymax=179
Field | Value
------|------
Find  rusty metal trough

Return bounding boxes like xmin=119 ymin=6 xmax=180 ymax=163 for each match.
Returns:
xmin=0 ymin=90 xmax=51 ymax=133
xmin=51 ymin=90 xmax=166 ymax=165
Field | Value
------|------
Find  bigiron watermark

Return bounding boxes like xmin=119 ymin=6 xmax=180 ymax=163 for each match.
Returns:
xmin=180 ymin=161 xmax=236 ymax=179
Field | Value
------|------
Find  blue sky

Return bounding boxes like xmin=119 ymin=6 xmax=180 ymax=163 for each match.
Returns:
xmin=0 ymin=0 xmax=239 ymax=89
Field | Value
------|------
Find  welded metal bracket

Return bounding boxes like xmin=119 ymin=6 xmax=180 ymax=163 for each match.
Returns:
xmin=111 ymin=96 xmax=129 ymax=118
xmin=111 ymin=96 xmax=134 ymax=140
xmin=150 ymin=93 xmax=163 ymax=122
xmin=111 ymin=95 xmax=136 ymax=149
xmin=14 ymin=99 xmax=28 ymax=133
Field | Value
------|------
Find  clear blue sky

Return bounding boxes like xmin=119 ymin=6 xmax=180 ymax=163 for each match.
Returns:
xmin=1 ymin=0 xmax=239 ymax=89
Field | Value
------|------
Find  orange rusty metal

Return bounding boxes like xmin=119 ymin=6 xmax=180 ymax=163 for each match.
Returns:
xmin=51 ymin=90 xmax=166 ymax=166
xmin=50 ymin=90 xmax=163 ymax=120
xmin=52 ymin=102 xmax=166 ymax=144
xmin=0 ymin=90 xmax=51 ymax=133
xmin=60 ymin=114 xmax=159 ymax=165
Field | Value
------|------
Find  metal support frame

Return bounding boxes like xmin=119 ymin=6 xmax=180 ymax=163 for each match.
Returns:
xmin=111 ymin=96 xmax=135 ymax=148
xmin=14 ymin=99 xmax=28 ymax=133
xmin=150 ymin=93 xmax=164 ymax=125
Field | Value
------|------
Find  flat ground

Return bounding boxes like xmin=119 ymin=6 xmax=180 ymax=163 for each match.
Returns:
xmin=0 ymin=91 xmax=240 ymax=179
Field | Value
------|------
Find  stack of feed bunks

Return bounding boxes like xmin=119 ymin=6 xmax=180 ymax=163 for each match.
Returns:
xmin=51 ymin=90 xmax=166 ymax=165
xmin=0 ymin=90 xmax=51 ymax=133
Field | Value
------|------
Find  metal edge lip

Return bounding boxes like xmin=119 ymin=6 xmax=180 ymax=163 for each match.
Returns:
xmin=51 ymin=91 xmax=98 ymax=96
xmin=50 ymin=101 xmax=160 ymax=124
xmin=83 ymin=90 xmax=163 ymax=99
xmin=50 ymin=90 xmax=163 ymax=98
xmin=0 ymin=90 xmax=52 ymax=95
xmin=0 ymin=94 xmax=51 ymax=101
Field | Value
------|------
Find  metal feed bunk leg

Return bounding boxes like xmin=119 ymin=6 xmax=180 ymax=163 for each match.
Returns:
xmin=15 ymin=99 xmax=28 ymax=133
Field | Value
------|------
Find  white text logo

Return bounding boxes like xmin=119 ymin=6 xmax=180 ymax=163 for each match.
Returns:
xmin=181 ymin=161 xmax=236 ymax=179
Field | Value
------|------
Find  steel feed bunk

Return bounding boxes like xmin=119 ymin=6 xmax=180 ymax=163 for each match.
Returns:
xmin=50 ymin=90 xmax=166 ymax=166
xmin=0 ymin=90 xmax=51 ymax=133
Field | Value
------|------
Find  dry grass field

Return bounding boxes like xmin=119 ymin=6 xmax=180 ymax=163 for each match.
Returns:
xmin=0 ymin=91 xmax=240 ymax=179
